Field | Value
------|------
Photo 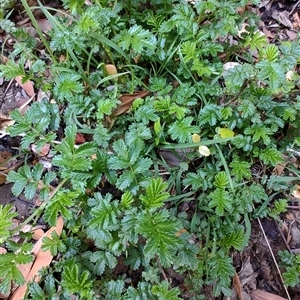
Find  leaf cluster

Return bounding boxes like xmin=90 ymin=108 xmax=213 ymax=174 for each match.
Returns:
xmin=1 ymin=0 xmax=300 ymax=298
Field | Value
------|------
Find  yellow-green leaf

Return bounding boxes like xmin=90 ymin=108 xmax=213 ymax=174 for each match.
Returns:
xmin=219 ymin=128 xmax=235 ymax=138
xmin=192 ymin=133 xmax=201 ymax=143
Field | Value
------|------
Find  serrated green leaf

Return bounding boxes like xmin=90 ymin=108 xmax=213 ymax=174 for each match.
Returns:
xmin=61 ymin=260 xmax=92 ymax=295
xmin=140 ymin=178 xmax=169 ymax=209
xmin=0 ymin=205 xmax=18 ymax=243
xmin=136 ymin=209 xmax=182 ymax=267
xmin=44 ymin=190 xmax=76 ymax=226
xmin=230 ymin=160 xmax=251 ymax=182
xmin=89 ymin=251 xmax=117 ymax=275
xmin=221 ymin=229 xmax=244 ymax=250
xmin=198 ymin=104 xmax=222 ymax=126
xmin=116 ymin=170 xmax=135 ymax=191
xmin=116 ymin=24 xmax=157 ymax=56
xmin=168 ymin=117 xmax=198 ymax=143
xmin=88 ymin=193 xmax=120 ymax=231
xmin=134 ymin=158 xmax=152 ymax=174
xmin=255 ymin=147 xmax=283 ymax=166
xmin=209 ymin=189 xmax=233 ymax=216
xmin=121 ymin=191 xmax=133 ymax=208
xmin=257 ymin=60 xmax=286 ymax=89
xmin=152 ymin=281 xmax=181 ymax=300
xmin=283 ymin=266 xmax=300 ymax=287
xmin=214 ymin=171 xmax=228 ymax=189
xmin=42 ymin=231 xmax=67 ymax=256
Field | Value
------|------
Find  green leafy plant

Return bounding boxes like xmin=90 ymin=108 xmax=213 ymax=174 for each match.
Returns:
xmin=279 ymin=250 xmax=300 ymax=287
xmin=0 ymin=0 xmax=299 ymax=298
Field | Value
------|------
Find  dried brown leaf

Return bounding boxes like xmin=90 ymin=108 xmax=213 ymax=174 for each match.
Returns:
xmin=233 ymin=272 xmax=243 ymax=300
xmin=31 ymin=144 xmax=51 ymax=157
xmin=272 ymin=162 xmax=287 ymax=176
xmin=250 ymin=290 xmax=288 ymax=300
xmin=112 ymin=91 xmax=150 ymax=116
xmin=292 ymin=184 xmax=300 ymax=199
xmin=15 ymin=76 xmax=35 ymax=97
xmin=272 ymin=11 xmax=293 ymax=29
xmin=75 ymin=132 xmax=85 ymax=144
xmin=10 ymin=217 xmax=64 ymax=300
xmin=32 ymin=228 xmax=44 ymax=241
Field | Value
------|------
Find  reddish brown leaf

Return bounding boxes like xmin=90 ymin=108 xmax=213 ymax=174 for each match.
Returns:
xmin=10 ymin=217 xmax=64 ymax=300
xmin=251 ymin=290 xmax=288 ymax=300
xmin=32 ymin=228 xmax=45 ymax=241
xmin=31 ymin=143 xmax=51 ymax=157
xmin=15 ymin=76 xmax=35 ymax=97
xmin=75 ymin=132 xmax=86 ymax=144
xmin=233 ymin=272 xmax=243 ymax=300
xmin=112 ymin=91 xmax=151 ymax=116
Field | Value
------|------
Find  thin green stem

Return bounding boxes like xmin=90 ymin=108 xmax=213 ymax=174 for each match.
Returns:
xmin=12 ymin=177 xmax=68 ymax=233
xmin=20 ymin=0 xmax=56 ymax=63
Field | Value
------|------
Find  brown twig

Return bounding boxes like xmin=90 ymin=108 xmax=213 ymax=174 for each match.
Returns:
xmin=275 ymin=221 xmax=292 ymax=252
xmin=156 ymin=256 xmax=169 ymax=284
xmin=257 ymin=218 xmax=291 ymax=300
xmin=289 ymin=0 xmax=300 ymax=16
xmin=224 ymin=79 xmax=248 ymax=106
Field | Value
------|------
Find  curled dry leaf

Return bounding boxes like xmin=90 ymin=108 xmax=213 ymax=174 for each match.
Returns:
xmin=75 ymin=132 xmax=85 ymax=144
xmin=271 ymin=11 xmax=293 ymax=29
xmin=0 ymin=150 xmax=12 ymax=185
xmin=292 ymin=184 xmax=300 ymax=199
xmin=32 ymin=228 xmax=45 ymax=241
xmin=31 ymin=143 xmax=51 ymax=157
xmin=112 ymin=91 xmax=151 ymax=116
xmin=10 ymin=217 xmax=64 ymax=300
xmin=175 ymin=228 xmax=187 ymax=237
xmin=233 ymin=272 xmax=243 ymax=300
xmin=250 ymin=290 xmax=288 ymax=300
xmin=15 ymin=76 xmax=35 ymax=97
xmin=272 ymin=161 xmax=287 ymax=176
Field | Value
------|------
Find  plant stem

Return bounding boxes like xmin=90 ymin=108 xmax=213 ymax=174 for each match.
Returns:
xmin=12 ymin=177 xmax=68 ymax=234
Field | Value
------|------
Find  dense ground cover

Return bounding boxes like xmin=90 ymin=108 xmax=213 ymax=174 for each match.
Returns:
xmin=1 ymin=0 xmax=300 ymax=299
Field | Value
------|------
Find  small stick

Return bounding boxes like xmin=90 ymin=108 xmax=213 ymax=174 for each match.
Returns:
xmin=275 ymin=221 xmax=292 ymax=252
xmin=156 ymin=256 xmax=169 ymax=284
xmin=289 ymin=0 xmax=300 ymax=16
xmin=257 ymin=218 xmax=291 ymax=300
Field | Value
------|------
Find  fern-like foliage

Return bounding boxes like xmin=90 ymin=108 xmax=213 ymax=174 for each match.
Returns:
xmin=7 ymin=164 xmax=56 ymax=201
xmin=207 ymin=252 xmax=235 ymax=297
xmin=167 ymin=117 xmax=198 ymax=143
xmin=209 ymin=189 xmax=233 ymax=216
xmin=220 ymin=229 xmax=244 ymax=250
xmin=213 ymin=171 xmax=229 ymax=189
xmin=44 ymin=189 xmax=78 ymax=226
xmin=152 ymin=281 xmax=181 ymax=300
xmin=136 ymin=209 xmax=182 ymax=267
xmin=61 ymin=259 xmax=93 ymax=298
xmin=0 ymin=251 xmax=33 ymax=295
xmin=0 ymin=204 xmax=18 ymax=244
xmin=140 ymin=178 xmax=169 ymax=209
